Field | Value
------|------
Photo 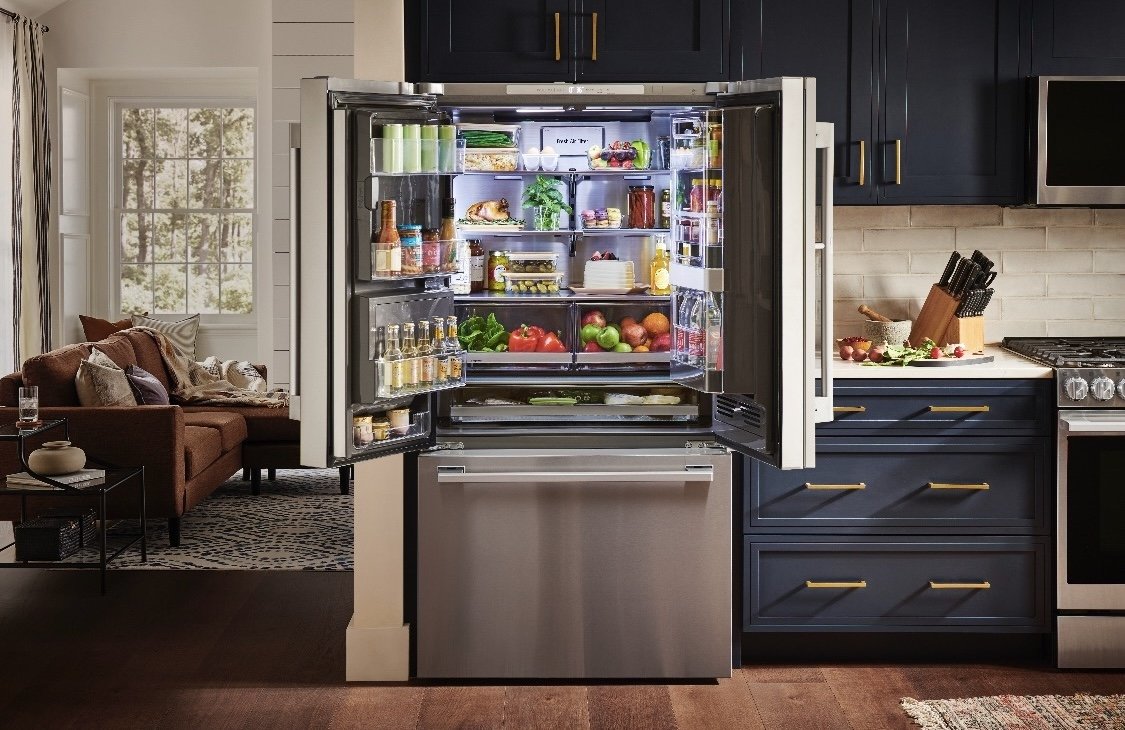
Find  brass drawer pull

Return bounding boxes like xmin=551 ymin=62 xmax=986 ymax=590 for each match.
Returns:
xmin=894 ymin=139 xmax=902 ymax=184
xmin=591 ymin=11 xmax=598 ymax=61
xmin=928 ymin=405 xmax=990 ymax=413
xmin=805 ymin=482 xmax=866 ymax=490
xmin=554 ymin=12 xmax=561 ymax=61
xmin=833 ymin=405 xmax=866 ymax=413
xmin=806 ymin=580 xmax=867 ymax=589
xmin=929 ymin=581 xmax=991 ymax=590
xmin=928 ymin=482 xmax=990 ymax=491
xmin=858 ymin=140 xmax=866 ymax=186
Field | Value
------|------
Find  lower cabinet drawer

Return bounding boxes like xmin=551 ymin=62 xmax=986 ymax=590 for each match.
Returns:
xmin=744 ymin=537 xmax=1047 ymax=631
xmin=746 ymin=438 xmax=1049 ymax=533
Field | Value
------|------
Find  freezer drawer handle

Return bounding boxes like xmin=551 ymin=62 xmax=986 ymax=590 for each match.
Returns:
xmin=833 ymin=405 xmax=866 ymax=413
xmin=805 ymin=580 xmax=867 ymax=589
xmin=928 ymin=405 xmax=990 ymax=413
xmin=805 ymin=482 xmax=866 ymax=490
xmin=929 ymin=581 xmax=990 ymax=590
xmin=928 ymin=482 xmax=990 ymax=491
xmin=435 ymin=468 xmax=713 ymax=484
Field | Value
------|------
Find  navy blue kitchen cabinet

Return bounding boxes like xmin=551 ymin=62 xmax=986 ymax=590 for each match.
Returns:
xmin=743 ymin=378 xmax=1052 ymax=638
xmin=407 ymin=0 xmax=728 ymax=83
xmin=1031 ymin=0 xmax=1125 ymax=75
xmin=733 ymin=0 xmax=1028 ymax=204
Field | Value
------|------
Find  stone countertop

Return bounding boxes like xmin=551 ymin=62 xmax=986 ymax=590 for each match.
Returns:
xmin=826 ymin=344 xmax=1054 ymax=379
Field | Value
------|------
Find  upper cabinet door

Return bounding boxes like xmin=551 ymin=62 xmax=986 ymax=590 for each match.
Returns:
xmin=880 ymin=0 xmax=1028 ymax=203
xmin=740 ymin=0 xmax=877 ymax=204
xmin=1031 ymin=0 xmax=1125 ymax=75
xmin=575 ymin=0 xmax=728 ymax=81
xmin=416 ymin=0 xmax=574 ymax=82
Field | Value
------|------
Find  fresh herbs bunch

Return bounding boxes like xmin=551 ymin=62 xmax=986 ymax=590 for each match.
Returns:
xmin=864 ymin=338 xmax=938 ymax=366
xmin=522 ymin=175 xmax=573 ymax=231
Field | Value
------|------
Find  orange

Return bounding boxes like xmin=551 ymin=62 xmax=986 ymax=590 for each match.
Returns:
xmin=641 ymin=312 xmax=670 ymax=336
xmin=635 ymin=345 xmax=650 ymax=352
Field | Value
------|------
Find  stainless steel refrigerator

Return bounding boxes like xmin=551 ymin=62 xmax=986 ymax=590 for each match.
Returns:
xmin=293 ymin=78 xmax=834 ymax=678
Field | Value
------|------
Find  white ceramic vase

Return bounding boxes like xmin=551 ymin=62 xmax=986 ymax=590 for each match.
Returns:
xmin=28 ymin=440 xmax=86 ymax=475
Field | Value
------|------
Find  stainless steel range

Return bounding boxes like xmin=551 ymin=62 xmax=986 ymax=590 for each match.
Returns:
xmin=1003 ymin=337 xmax=1125 ymax=668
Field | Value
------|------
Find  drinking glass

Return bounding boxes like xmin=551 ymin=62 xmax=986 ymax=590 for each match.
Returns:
xmin=18 ymin=386 xmax=38 ymax=424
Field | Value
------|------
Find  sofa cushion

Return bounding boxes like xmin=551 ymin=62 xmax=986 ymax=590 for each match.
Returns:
xmin=182 ymin=405 xmax=298 ymax=442
xmin=132 ymin=313 xmax=200 ymax=359
xmin=183 ymin=411 xmax=247 ymax=452
xmin=79 ymin=314 xmax=133 ymax=342
xmin=0 ymin=372 xmax=21 ymax=407
xmin=75 ymin=349 xmax=137 ymax=407
xmin=90 ymin=332 xmax=139 ymax=369
xmin=183 ymin=425 xmax=222 ymax=480
xmin=23 ymin=344 xmax=90 ymax=406
xmin=122 ymin=330 xmax=172 ymax=390
xmin=125 ymin=364 xmax=170 ymax=405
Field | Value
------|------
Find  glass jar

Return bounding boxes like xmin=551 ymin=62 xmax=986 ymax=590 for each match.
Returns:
xmin=659 ymin=189 xmax=671 ymax=229
xmin=487 ymin=250 xmax=509 ymax=291
xmin=398 ymin=224 xmax=423 ymax=275
xmin=421 ymin=228 xmax=441 ymax=273
xmin=627 ymin=185 xmax=656 ymax=229
xmin=468 ymin=240 xmax=486 ymax=292
xmin=689 ymin=178 xmax=706 ymax=213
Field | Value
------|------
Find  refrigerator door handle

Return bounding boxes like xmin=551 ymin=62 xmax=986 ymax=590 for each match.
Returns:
xmin=813 ymin=122 xmax=835 ymax=424
xmin=435 ymin=468 xmax=715 ymax=484
xmin=288 ymin=122 xmax=301 ymax=417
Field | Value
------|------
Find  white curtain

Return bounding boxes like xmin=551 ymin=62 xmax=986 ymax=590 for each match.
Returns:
xmin=0 ymin=15 xmax=50 ymax=374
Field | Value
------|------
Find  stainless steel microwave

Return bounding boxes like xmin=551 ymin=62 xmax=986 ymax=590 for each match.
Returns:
xmin=1034 ymin=76 xmax=1125 ymax=205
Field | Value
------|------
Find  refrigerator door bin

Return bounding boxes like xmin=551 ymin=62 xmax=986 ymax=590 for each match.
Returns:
xmin=416 ymin=449 xmax=732 ymax=679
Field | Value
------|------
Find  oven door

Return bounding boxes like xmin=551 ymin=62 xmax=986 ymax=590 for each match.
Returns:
xmin=1058 ymin=411 xmax=1125 ymax=610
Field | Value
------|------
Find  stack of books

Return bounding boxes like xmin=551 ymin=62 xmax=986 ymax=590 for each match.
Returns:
xmin=4 ymin=469 xmax=106 ymax=490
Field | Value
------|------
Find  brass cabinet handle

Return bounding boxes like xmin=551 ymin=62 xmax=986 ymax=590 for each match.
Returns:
xmin=929 ymin=581 xmax=991 ymax=590
xmin=858 ymin=140 xmax=866 ymax=186
xmin=591 ymin=12 xmax=598 ymax=61
xmin=928 ymin=405 xmax=990 ymax=413
xmin=806 ymin=580 xmax=867 ymax=589
xmin=929 ymin=482 xmax=990 ymax=491
xmin=805 ymin=482 xmax=866 ymax=490
xmin=833 ymin=405 xmax=866 ymax=413
xmin=894 ymin=139 xmax=902 ymax=184
xmin=554 ymin=12 xmax=561 ymax=61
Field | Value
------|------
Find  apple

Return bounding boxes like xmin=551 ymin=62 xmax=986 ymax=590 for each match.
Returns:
xmin=583 ymin=340 xmax=603 ymax=353
xmin=581 ymin=310 xmax=607 ymax=329
xmin=621 ymin=322 xmax=648 ymax=348
xmin=650 ymin=333 xmax=672 ymax=352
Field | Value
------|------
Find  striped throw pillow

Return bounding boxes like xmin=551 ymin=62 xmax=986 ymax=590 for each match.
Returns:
xmin=131 ymin=313 xmax=201 ymax=359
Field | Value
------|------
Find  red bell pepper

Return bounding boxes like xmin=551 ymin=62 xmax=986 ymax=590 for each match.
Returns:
xmin=536 ymin=331 xmax=567 ymax=353
xmin=508 ymin=325 xmax=540 ymax=352
xmin=525 ymin=325 xmax=547 ymax=339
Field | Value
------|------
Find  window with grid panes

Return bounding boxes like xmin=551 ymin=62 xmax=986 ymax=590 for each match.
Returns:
xmin=116 ymin=104 xmax=255 ymax=316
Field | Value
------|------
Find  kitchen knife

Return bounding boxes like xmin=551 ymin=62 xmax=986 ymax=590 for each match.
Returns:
xmin=970 ymin=249 xmax=996 ymax=274
xmin=956 ymin=261 xmax=983 ymax=297
xmin=947 ymin=259 xmax=969 ymax=294
xmin=938 ymin=251 xmax=962 ymax=288
xmin=955 ymin=289 xmax=978 ymax=317
xmin=976 ymin=288 xmax=995 ymax=315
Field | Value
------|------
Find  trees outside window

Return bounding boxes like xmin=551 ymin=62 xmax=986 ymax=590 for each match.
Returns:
xmin=116 ymin=103 xmax=255 ymax=316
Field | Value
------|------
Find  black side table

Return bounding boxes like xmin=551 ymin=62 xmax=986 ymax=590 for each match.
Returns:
xmin=0 ymin=418 xmax=147 ymax=593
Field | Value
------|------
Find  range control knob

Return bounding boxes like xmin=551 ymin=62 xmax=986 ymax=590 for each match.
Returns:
xmin=1091 ymin=376 xmax=1116 ymax=402
xmin=1064 ymin=376 xmax=1089 ymax=401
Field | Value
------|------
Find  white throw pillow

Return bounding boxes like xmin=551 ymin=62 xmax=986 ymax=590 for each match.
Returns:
xmin=75 ymin=347 xmax=138 ymax=407
xmin=131 ymin=313 xmax=200 ymax=359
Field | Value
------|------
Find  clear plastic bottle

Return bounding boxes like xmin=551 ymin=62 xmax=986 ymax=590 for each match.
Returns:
xmin=373 ymin=325 xmax=389 ymax=398
xmin=705 ymin=293 xmax=723 ymax=372
xmin=675 ymin=290 xmax=695 ymax=363
xmin=445 ymin=315 xmax=463 ymax=382
xmin=688 ymin=293 xmax=706 ymax=367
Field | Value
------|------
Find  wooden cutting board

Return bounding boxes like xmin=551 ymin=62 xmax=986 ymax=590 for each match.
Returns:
xmin=909 ymin=354 xmax=994 ymax=366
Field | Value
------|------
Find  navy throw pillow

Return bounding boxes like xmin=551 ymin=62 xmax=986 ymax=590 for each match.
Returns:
xmin=125 ymin=364 xmax=170 ymax=405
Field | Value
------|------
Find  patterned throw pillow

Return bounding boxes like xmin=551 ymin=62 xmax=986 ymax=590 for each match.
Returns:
xmin=124 ymin=364 xmax=170 ymax=405
xmin=131 ymin=313 xmax=200 ymax=359
xmin=74 ymin=348 xmax=137 ymax=407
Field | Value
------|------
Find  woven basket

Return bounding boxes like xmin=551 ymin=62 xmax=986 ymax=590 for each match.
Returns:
xmin=14 ymin=509 xmax=96 ymax=561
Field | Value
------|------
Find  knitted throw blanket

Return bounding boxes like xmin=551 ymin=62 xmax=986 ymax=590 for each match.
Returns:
xmin=141 ymin=329 xmax=288 ymax=408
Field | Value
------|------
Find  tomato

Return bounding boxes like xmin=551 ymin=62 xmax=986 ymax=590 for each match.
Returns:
xmin=536 ymin=331 xmax=567 ymax=353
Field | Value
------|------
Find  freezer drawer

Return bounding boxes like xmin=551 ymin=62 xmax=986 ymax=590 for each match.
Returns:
xmin=416 ymin=449 xmax=733 ymax=679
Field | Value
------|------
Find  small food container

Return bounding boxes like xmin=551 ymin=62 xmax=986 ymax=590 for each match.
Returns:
xmin=503 ymin=272 xmax=563 ymax=294
xmin=506 ymin=252 xmax=559 ymax=274
xmin=352 ymin=415 xmax=374 ymax=448
xmin=387 ymin=408 xmax=411 ymax=435
xmin=462 ymin=148 xmax=520 ymax=172
xmin=521 ymin=153 xmax=540 ymax=171
xmin=539 ymin=153 xmax=559 ymax=171
xmin=458 ymin=123 xmax=521 ymax=149
xmin=371 ymin=419 xmax=391 ymax=441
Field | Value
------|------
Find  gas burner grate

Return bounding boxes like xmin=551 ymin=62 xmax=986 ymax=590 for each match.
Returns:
xmin=1002 ymin=337 xmax=1125 ymax=368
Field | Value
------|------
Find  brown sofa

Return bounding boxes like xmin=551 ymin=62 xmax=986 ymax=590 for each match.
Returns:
xmin=0 ymin=329 xmax=302 ymax=545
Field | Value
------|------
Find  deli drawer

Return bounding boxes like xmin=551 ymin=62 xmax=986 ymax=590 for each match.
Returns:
xmin=746 ymin=438 xmax=1049 ymax=533
xmin=819 ymin=379 xmax=1052 ymax=435
xmin=744 ymin=537 xmax=1047 ymax=631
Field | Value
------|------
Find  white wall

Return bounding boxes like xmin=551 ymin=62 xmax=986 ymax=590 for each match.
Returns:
xmin=39 ymin=0 xmax=273 ymax=365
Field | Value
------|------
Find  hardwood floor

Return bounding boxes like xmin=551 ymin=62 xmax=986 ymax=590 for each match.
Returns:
xmin=1 ymin=570 xmax=1124 ymax=729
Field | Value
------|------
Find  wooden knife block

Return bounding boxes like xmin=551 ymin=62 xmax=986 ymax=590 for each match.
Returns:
xmin=909 ymin=285 xmax=960 ymax=346
xmin=942 ymin=316 xmax=985 ymax=353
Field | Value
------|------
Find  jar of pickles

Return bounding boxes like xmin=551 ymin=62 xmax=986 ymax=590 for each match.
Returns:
xmin=487 ymin=250 xmax=509 ymax=291
xmin=398 ymin=224 xmax=423 ymax=275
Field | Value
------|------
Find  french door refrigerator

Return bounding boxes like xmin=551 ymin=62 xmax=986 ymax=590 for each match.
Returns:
xmin=293 ymin=77 xmax=834 ymax=679
xmin=293 ymin=77 xmax=833 ymax=470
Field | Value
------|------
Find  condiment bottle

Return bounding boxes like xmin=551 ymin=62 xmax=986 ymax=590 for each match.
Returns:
xmin=421 ymin=228 xmax=441 ymax=274
xmin=468 ymin=239 xmax=486 ymax=292
xmin=374 ymin=200 xmax=401 ymax=277
xmin=650 ymin=235 xmax=671 ymax=295
xmin=659 ymin=189 xmax=671 ymax=229
xmin=398 ymin=224 xmax=423 ymax=275
xmin=689 ymin=178 xmax=705 ymax=213
xmin=384 ymin=324 xmax=404 ymax=394
xmin=417 ymin=320 xmax=435 ymax=387
xmin=440 ymin=197 xmax=457 ymax=241
xmin=707 ymin=119 xmax=723 ymax=168
xmin=445 ymin=316 xmax=463 ymax=381
xmin=432 ymin=316 xmax=449 ymax=384
xmin=400 ymin=321 xmax=419 ymax=390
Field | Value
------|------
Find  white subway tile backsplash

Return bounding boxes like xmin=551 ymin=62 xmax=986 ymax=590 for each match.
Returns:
xmin=862 ymin=274 xmax=940 ymax=300
xmin=1048 ymin=274 xmax=1125 ymax=296
xmin=1003 ymin=207 xmax=1092 ymax=227
xmin=1046 ymin=320 xmax=1125 ymax=336
xmin=833 ymin=275 xmax=863 ymax=298
xmin=1047 ymin=227 xmax=1125 ymax=249
xmin=1002 ymin=250 xmax=1092 ymax=273
xmin=994 ymin=274 xmax=1047 ymax=297
xmin=1002 ymin=297 xmax=1092 ymax=320
xmin=957 ymin=227 xmax=1046 ymax=251
xmin=986 ymin=320 xmax=1048 ymax=338
xmin=273 ymin=22 xmax=355 ymax=56
xmin=834 ymin=252 xmax=909 ymax=275
xmin=864 ymin=227 xmax=955 ymax=251
xmin=1096 ymin=210 xmax=1125 ymax=226
xmin=1094 ymin=250 xmax=1125 ymax=273
xmin=835 ymin=206 xmax=911 ymax=229
xmin=909 ymin=252 xmax=954 ymax=274
xmin=833 ymin=229 xmax=862 ymax=251
xmin=1094 ymin=300 xmax=1125 ymax=319
xmin=911 ymin=205 xmax=1000 ymax=227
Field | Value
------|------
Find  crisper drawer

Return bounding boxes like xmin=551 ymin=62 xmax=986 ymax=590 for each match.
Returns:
xmin=746 ymin=438 xmax=1049 ymax=533
xmin=819 ymin=379 xmax=1053 ymax=435
xmin=744 ymin=537 xmax=1047 ymax=631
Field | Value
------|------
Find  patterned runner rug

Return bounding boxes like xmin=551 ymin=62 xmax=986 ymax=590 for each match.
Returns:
xmin=65 ymin=468 xmax=352 ymax=570
xmin=902 ymin=694 xmax=1125 ymax=729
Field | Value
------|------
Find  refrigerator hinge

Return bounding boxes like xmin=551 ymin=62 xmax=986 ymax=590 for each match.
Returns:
xmin=428 ymin=441 xmax=465 ymax=452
